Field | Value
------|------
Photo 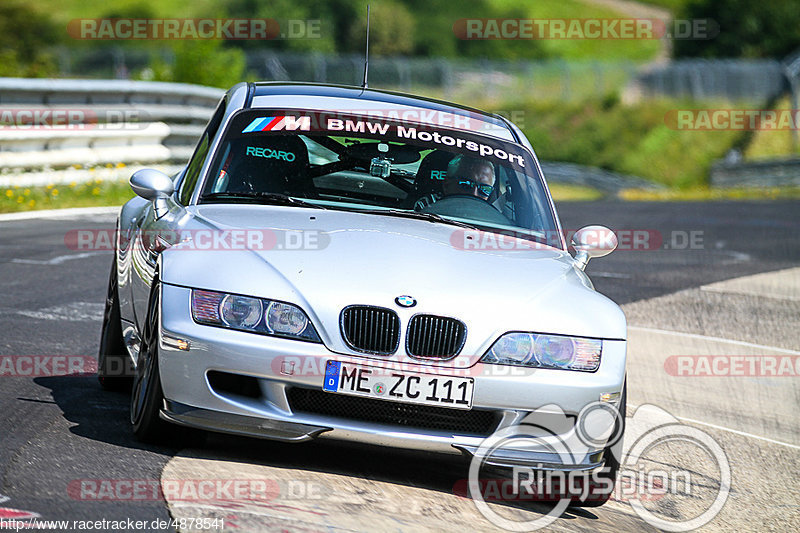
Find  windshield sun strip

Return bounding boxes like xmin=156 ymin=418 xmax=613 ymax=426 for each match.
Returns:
xmin=193 ymin=108 xmax=565 ymax=249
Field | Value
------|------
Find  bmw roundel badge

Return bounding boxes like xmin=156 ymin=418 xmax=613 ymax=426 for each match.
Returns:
xmin=395 ymin=295 xmax=417 ymax=308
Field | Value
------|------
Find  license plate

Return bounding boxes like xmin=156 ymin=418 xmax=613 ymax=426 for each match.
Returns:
xmin=322 ymin=360 xmax=474 ymax=409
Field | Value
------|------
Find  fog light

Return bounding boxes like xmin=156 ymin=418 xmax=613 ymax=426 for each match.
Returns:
xmin=600 ymin=391 xmax=621 ymax=402
xmin=163 ymin=335 xmax=190 ymax=351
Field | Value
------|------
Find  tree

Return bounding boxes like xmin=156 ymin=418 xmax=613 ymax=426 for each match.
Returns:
xmin=673 ymin=0 xmax=800 ymax=59
xmin=0 ymin=2 xmax=60 ymax=77
xmin=152 ymin=40 xmax=246 ymax=89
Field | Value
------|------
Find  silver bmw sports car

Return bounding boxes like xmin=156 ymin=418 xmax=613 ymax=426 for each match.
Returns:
xmin=99 ymin=82 xmax=626 ymax=503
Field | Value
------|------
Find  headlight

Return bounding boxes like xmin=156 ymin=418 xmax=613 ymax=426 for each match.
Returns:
xmin=266 ymin=301 xmax=308 ymax=335
xmin=482 ymin=332 xmax=601 ymax=372
xmin=191 ymin=289 xmax=320 ymax=342
xmin=220 ymin=294 xmax=262 ymax=329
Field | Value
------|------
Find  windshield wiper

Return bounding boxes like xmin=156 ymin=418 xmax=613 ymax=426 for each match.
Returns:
xmin=346 ymin=208 xmax=479 ymax=230
xmin=200 ymin=192 xmax=326 ymax=209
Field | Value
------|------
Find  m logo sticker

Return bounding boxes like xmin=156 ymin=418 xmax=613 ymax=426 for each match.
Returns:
xmin=242 ymin=116 xmax=311 ymax=133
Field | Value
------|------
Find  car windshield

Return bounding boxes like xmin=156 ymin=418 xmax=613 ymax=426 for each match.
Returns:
xmin=199 ymin=109 xmax=562 ymax=248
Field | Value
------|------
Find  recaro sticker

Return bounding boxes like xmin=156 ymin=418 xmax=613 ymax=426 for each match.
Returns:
xmin=246 ymin=146 xmax=296 ymax=161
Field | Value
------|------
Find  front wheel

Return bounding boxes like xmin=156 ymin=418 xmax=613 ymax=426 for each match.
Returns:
xmin=570 ymin=380 xmax=627 ymax=507
xmin=98 ymin=256 xmax=132 ymax=391
xmin=130 ymin=279 xmax=171 ymax=442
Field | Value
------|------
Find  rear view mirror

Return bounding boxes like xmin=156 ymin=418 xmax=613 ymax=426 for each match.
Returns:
xmin=130 ymin=169 xmax=174 ymax=201
xmin=571 ymin=225 xmax=618 ymax=270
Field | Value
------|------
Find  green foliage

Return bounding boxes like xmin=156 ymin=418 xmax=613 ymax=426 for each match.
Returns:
xmin=0 ymin=1 xmax=60 ymax=77
xmin=633 ymin=0 xmax=690 ymax=11
xmin=673 ymin=0 xmax=800 ymax=58
xmin=496 ymin=97 xmax=742 ymax=187
xmin=150 ymin=39 xmax=246 ymax=89
xmin=35 ymin=0 xmax=661 ymax=63
xmin=348 ymin=2 xmax=415 ymax=56
xmin=220 ymin=0 xmax=342 ymax=53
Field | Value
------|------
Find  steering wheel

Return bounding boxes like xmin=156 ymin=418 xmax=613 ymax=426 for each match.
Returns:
xmin=420 ymin=194 xmax=513 ymax=226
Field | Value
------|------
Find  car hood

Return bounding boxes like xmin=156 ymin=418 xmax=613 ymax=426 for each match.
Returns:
xmin=164 ymin=205 xmax=626 ymax=363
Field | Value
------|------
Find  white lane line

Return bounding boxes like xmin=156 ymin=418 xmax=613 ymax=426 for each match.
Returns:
xmin=720 ymin=250 xmax=751 ymax=265
xmin=590 ymin=271 xmax=632 ymax=279
xmin=11 ymin=251 xmax=105 ymax=265
xmin=17 ymin=302 xmax=104 ymax=322
xmin=628 ymin=325 xmax=800 ymax=355
xmin=629 ymin=323 xmax=800 ymax=450
xmin=698 ymin=267 xmax=800 ymax=302
xmin=700 ymin=285 xmax=800 ymax=301
xmin=0 ymin=206 xmax=119 ymax=222
xmin=628 ymin=403 xmax=800 ymax=450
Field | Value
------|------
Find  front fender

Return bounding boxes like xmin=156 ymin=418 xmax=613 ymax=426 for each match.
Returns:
xmin=117 ymin=195 xmax=150 ymax=324
xmin=159 ymin=247 xmax=328 ymax=345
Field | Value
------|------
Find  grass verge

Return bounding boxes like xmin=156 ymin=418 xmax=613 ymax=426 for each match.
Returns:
xmin=481 ymin=96 xmax=743 ymax=189
xmin=0 ymin=179 xmax=134 ymax=214
xmin=619 ymin=186 xmax=800 ymax=201
xmin=548 ymin=183 xmax=605 ymax=201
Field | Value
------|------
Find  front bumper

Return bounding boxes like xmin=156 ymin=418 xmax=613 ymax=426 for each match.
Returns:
xmin=158 ymin=283 xmax=626 ymax=470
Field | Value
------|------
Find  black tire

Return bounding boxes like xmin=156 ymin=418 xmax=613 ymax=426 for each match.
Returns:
xmin=570 ymin=380 xmax=627 ymax=508
xmin=130 ymin=279 xmax=171 ymax=442
xmin=98 ymin=256 xmax=133 ymax=391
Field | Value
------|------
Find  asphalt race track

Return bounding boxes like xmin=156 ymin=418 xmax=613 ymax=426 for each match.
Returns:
xmin=0 ymin=200 xmax=798 ymax=532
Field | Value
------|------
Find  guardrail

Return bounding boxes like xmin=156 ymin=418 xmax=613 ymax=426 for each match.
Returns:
xmin=0 ymin=78 xmax=223 ymax=186
xmin=711 ymin=157 xmax=800 ymax=187
xmin=0 ymin=78 xmax=223 ymax=106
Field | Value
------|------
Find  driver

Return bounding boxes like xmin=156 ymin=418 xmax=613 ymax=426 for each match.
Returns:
xmin=414 ymin=155 xmax=496 ymax=210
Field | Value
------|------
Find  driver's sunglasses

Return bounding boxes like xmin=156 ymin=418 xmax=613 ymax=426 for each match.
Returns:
xmin=456 ymin=179 xmax=493 ymax=198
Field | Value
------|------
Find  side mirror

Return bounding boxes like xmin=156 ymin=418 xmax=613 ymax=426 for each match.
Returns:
xmin=571 ymin=225 xmax=618 ymax=271
xmin=130 ymin=169 xmax=174 ymax=201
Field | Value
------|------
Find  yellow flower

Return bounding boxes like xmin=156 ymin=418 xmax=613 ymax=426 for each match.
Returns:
xmin=69 ymin=181 xmax=77 ymax=188
xmin=23 ymin=189 xmax=30 ymax=196
xmin=5 ymin=190 xmax=12 ymax=198
xmin=52 ymin=189 xmax=59 ymax=196
xmin=116 ymin=162 xmax=126 ymax=168
xmin=28 ymin=200 xmax=35 ymax=207
xmin=92 ymin=187 xmax=100 ymax=195
xmin=46 ymin=184 xmax=53 ymax=190
xmin=17 ymin=196 xmax=23 ymax=203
